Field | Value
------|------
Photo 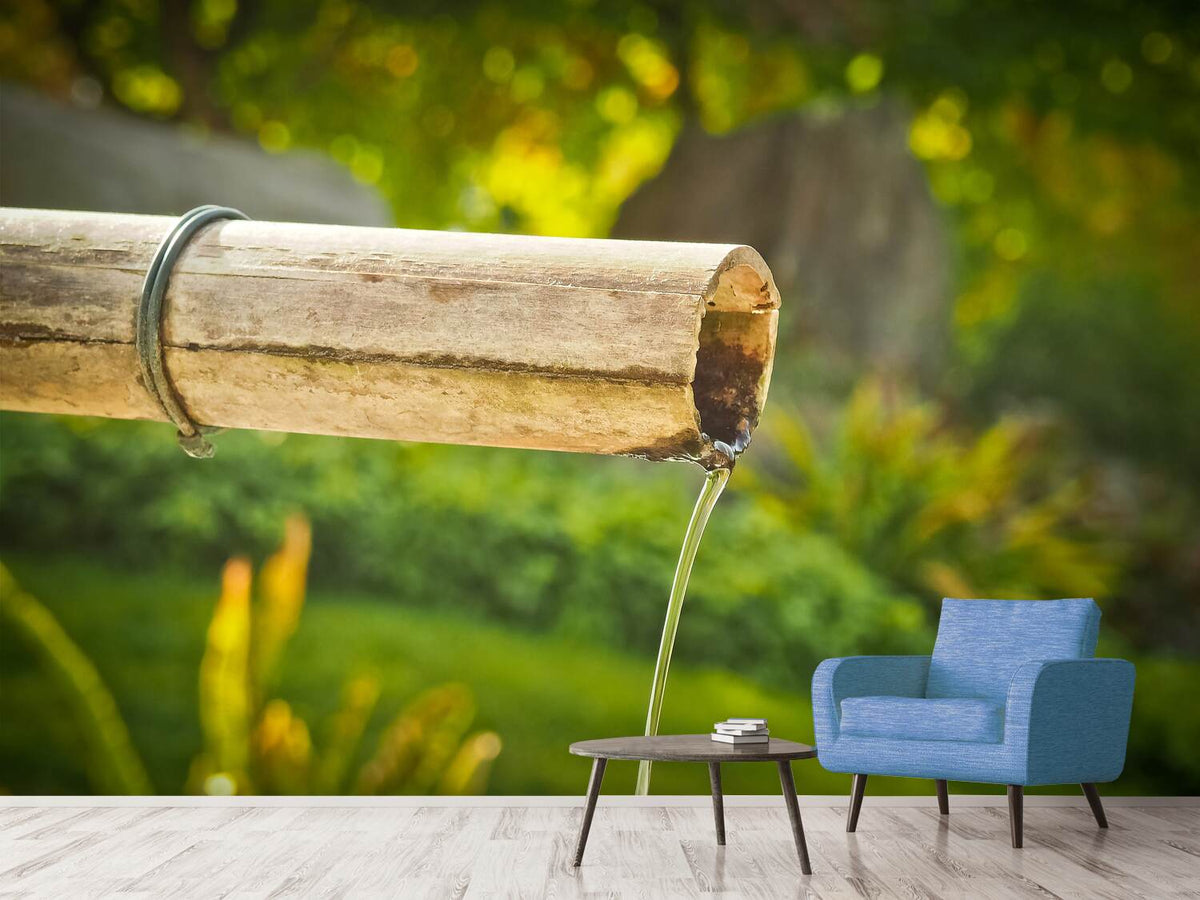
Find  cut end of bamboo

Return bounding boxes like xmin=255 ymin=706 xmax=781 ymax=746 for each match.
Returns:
xmin=692 ymin=250 xmax=779 ymax=467
xmin=0 ymin=209 xmax=781 ymax=466
xmin=622 ymin=247 xmax=779 ymax=468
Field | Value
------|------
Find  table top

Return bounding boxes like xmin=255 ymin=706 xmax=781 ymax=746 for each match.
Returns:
xmin=569 ymin=734 xmax=816 ymax=763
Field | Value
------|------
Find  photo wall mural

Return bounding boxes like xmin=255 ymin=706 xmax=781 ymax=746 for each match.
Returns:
xmin=1 ymin=0 xmax=1197 ymax=797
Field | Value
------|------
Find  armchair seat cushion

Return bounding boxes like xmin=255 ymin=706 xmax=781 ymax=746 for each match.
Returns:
xmin=840 ymin=696 xmax=1004 ymax=744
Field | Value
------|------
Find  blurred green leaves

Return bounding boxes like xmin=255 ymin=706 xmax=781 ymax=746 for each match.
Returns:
xmin=195 ymin=554 xmax=254 ymax=790
xmin=0 ymin=376 xmax=1115 ymax=688
xmin=7 ymin=0 xmax=1193 ymax=241
xmin=186 ymin=514 xmax=502 ymax=796
xmin=0 ymin=0 xmax=1196 ymax=797
xmin=746 ymin=380 xmax=1116 ymax=605
xmin=1 ymin=520 xmax=500 ymax=796
xmin=0 ymin=564 xmax=152 ymax=795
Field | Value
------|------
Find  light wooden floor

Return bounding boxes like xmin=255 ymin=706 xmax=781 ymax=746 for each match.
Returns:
xmin=1 ymin=800 xmax=1197 ymax=898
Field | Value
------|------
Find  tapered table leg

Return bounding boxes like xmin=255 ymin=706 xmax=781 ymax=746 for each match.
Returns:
xmin=1008 ymin=785 xmax=1024 ymax=849
xmin=573 ymin=758 xmax=607 ymax=866
xmin=847 ymin=773 xmax=867 ymax=832
xmin=708 ymin=762 xmax=726 ymax=845
xmin=777 ymin=760 xmax=812 ymax=875
xmin=1081 ymin=783 xmax=1108 ymax=828
xmin=936 ymin=779 xmax=949 ymax=815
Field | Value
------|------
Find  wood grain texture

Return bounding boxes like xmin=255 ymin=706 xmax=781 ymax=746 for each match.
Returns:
xmin=1082 ymin=783 xmax=1108 ymax=829
xmin=776 ymin=760 xmax=813 ymax=875
xmin=569 ymin=734 xmax=816 ymax=763
xmin=847 ymin=773 xmax=868 ymax=833
xmin=2 ymin=801 xmax=1196 ymax=898
xmin=708 ymin=762 xmax=726 ymax=846
xmin=573 ymin=759 xmax=606 ymax=867
xmin=0 ymin=208 xmax=781 ymax=464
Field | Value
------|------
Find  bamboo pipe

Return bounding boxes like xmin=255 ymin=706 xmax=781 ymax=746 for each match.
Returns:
xmin=0 ymin=208 xmax=779 ymax=466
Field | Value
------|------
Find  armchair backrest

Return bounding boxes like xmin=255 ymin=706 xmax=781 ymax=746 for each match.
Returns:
xmin=926 ymin=598 xmax=1101 ymax=703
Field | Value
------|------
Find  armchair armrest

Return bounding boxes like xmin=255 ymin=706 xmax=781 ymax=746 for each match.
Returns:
xmin=1004 ymin=658 xmax=1136 ymax=785
xmin=812 ymin=656 xmax=931 ymax=749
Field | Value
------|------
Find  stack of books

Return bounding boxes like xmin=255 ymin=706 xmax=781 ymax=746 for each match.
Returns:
xmin=711 ymin=718 xmax=769 ymax=744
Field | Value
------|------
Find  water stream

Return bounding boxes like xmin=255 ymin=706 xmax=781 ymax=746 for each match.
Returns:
xmin=634 ymin=462 xmax=732 ymax=795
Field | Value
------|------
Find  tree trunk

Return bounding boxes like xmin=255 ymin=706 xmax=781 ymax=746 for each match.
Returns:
xmin=614 ymin=101 xmax=950 ymax=381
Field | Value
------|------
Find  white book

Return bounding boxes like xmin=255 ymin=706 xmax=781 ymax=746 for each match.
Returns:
xmin=723 ymin=718 xmax=768 ymax=726
xmin=713 ymin=724 xmax=767 ymax=735
xmin=711 ymin=733 xmax=770 ymax=744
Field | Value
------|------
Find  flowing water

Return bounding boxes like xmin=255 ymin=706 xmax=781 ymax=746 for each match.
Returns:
xmin=634 ymin=463 xmax=731 ymax=795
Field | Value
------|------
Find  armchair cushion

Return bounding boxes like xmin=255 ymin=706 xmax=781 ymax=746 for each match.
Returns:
xmin=811 ymin=656 xmax=930 ymax=752
xmin=840 ymin=696 xmax=1004 ymax=744
xmin=927 ymin=598 xmax=1101 ymax=703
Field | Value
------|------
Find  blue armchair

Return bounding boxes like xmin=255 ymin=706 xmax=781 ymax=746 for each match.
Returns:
xmin=812 ymin=598 xmax=1135 ymax=848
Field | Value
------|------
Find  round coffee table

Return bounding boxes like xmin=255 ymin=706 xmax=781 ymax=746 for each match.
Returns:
xmin=568 ymin=734 xmax=817 ymax=875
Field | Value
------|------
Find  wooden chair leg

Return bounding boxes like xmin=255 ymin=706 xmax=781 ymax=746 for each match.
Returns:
xmin=708 ymin=762 xmax=726 ymax=845
xmin=846 ymin=773 xmax=867 ymax=833
xmin=935 ymin=779 xmax=949 ymax=815
xmin=1081 ymin=783 xmax=1108 ymax=829
xmin=1008 ymin=785 xmax=1024 ymax=849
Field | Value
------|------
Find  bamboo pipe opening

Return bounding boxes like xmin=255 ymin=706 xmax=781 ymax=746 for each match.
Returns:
xmin=683 ymin=256 xmax=780 ymax=468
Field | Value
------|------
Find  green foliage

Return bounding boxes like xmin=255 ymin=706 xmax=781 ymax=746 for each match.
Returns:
xmin=2 ymin=551 xmax=1193 ymax=796
xmin=968 ymin=274 xmax=1200 ymax=489
xmin=0 ymin=409 xmax=924 ymax=689
xmin=186 ymin=514 xmax=502 ymax=795
xmin=0 ymin=0 xmax=1195 ymax=797
xmin=0 ymin=565 xmax=152 ymax=795
xmin=3 ymin=1 xmax=1192 ymax=580
xmin=0 ymin=1 xmax=1193 ymax=664
xmin=1124 ymin=656 xmax=1200 ymax=794
xmin=4 ymin=1 xmax=1196 ymax=244
xmin=0 ymin=522 xmax=501 ymax=796
xmin=745 ymin=380 xmax=1116 ymax=605
xmin=961 ymin=273 xmax=1200 ymax=653
xmin=0 ymin=380 xmax=1115 ymax=689
xmin=0 ymin=552 xmax=850 ymax=797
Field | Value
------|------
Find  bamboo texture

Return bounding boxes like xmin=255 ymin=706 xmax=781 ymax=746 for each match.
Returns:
xmin=0 ymin=208 xmax=780 ymax=464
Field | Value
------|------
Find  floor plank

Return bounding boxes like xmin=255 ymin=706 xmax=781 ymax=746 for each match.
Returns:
xmin=0 ymin=801 xmax=1195 ymax=898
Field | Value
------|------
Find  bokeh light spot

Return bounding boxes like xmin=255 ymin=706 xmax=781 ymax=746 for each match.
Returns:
xmin=511 ymin=67 xmax=545 ymax=102
xmin=617 ymin=33 xmax=680 ymax=101
xmin=112 ymin=65 xmax=182 ymax=116
xmin=596 ymin=86 xmax=638 ymax=124
xmin=386 ymin=44 xmax=419 ymax=78
xmin=258 ymin=120 xmax=291 ymax=153
xmin=1100 ymin=58 xmax=1133 ymax=94
xmin=483 ymin=46 xmax=515 ymax=84
xmin=562 ymin=56 xmax=594 ymax=90
xmin=909 ymin=93 xmax=973 ymax=161
xmin=846 ymin=53 xmax=884 ymax=93
xmin=204 ymin=773 xmax=237 ymax=796
xmin=993 ymin=228 xmax=1028 ymax=261
xmin=1141 ymin=32 xmax=1172 ymax=65
xmin=350 ymin=145 xmax=384 ymax=184
xmin=329 ymin=133 xmax=358 ymax=163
